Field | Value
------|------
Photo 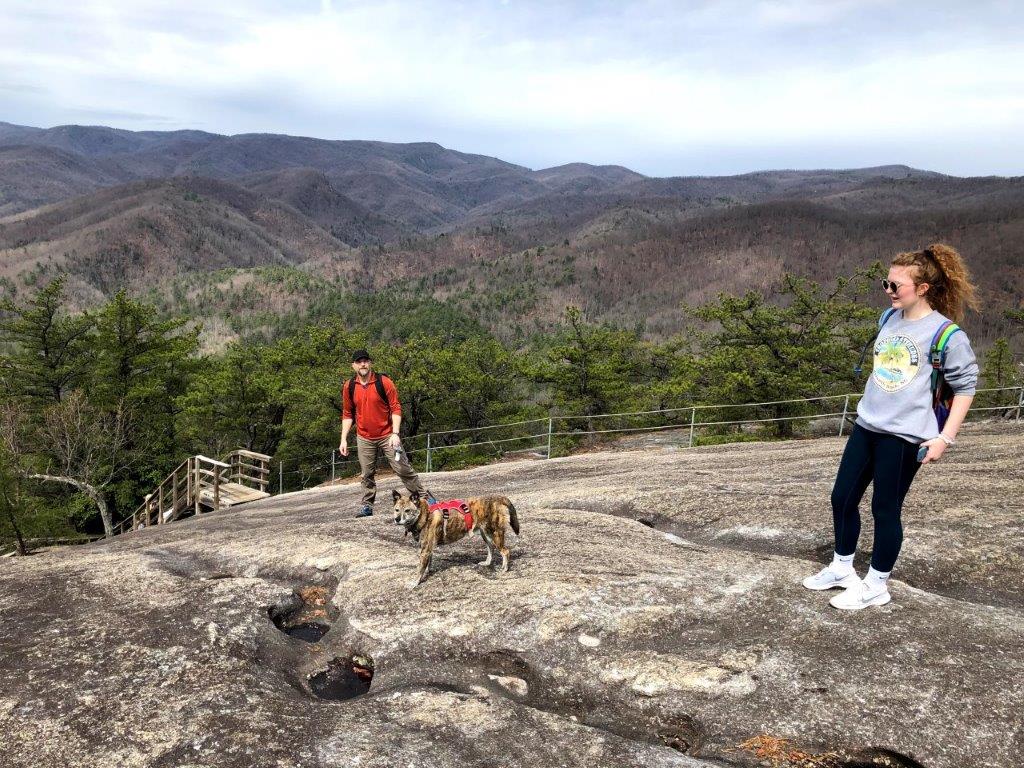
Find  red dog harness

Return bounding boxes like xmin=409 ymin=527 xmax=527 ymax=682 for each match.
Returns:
xmin=428 ymin=499 xmax=474 ymax=531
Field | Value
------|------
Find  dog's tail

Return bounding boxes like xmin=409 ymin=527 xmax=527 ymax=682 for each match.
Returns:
xmin=505 ymin=498 xmax=520 ymax=536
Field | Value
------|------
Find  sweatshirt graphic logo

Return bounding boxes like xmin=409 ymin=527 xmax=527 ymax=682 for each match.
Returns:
xmin=872 ymin=334 xmax=921 ymax=393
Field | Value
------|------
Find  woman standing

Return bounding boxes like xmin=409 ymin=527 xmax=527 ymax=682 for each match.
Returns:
xmin=803 ymin=244 xmax=980 ymax=610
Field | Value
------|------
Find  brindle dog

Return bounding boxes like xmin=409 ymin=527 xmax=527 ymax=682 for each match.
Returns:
xmin=392 ymin=489 xmax=520 ymax=588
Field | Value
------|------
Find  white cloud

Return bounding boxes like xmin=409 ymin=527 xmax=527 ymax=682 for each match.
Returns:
xmin=0 ymin=0 xmax=1022 ymax=174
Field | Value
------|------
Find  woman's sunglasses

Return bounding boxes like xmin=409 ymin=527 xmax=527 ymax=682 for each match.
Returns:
xmin=881 ymin=279 xmax=905 ymax=294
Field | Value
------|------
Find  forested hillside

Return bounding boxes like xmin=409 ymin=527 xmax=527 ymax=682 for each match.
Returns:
xmin=2 ymin=122 xmax=1022 ymax=345
xmin=1 ymin=123 xmax=1022 ymax=548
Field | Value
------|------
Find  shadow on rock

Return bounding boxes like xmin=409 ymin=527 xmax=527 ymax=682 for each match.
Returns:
xmin=308 ymin=654 xmax=375 ymax=701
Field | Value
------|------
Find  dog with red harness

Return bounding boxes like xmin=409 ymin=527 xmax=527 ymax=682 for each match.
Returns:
xmin=392 ymin=489 xmax=520 ymax=588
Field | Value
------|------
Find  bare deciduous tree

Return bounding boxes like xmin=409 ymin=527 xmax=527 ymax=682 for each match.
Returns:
xmin=27 ymin=391 xmax=134 ymax=537
xmin=0 ymin=404 xmax=29 ymax=554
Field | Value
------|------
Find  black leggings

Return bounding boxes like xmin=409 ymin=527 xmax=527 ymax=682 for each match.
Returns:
xmin=831 ymin=424 xmax=922 ymax=572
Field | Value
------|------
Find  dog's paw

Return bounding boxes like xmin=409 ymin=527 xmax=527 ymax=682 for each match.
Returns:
xmin=478 ymin=559 xmax=493 ymax=567
xmin=408 ymin=578 xmax=422 ymax=589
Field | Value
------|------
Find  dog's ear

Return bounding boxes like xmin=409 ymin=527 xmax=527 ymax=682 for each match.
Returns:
xmin=392 ymin=488 xmax=401 ymax=502
xmin=410 ymin=491 xmax=419 ymax=503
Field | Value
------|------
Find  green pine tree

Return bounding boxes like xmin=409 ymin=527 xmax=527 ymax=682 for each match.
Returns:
xmin=690 ymin=271 xmax=877 ymax=437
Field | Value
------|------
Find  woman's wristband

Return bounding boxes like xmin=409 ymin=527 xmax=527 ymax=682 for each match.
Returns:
xmin=938 ymin=433 xmax=955 ymax=446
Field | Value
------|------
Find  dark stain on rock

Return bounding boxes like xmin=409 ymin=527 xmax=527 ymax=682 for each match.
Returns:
xmin=283 ymin=622 xmax=330 ymax=643
xmin=654 ymin=713 xmax=703 ymax=755
xmin=469 ymin=649 xmax=705 ymax=756
xmin=309 ymin=655 xmax=374 ymax=701
xmin=838 ymin=748 xmax=927 ymax=768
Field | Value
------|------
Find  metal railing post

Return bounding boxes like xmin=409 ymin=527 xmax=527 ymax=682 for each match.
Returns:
xmin=546 ymin=417 xmax=553 ymax=459
xmin=331 ymin=451 xmax=336 ymax=482
xmin=279 ymin=461 xmax=283 ymax=495
xmin=839 ymin=394 xmax=850 ymax=437
xmin=426 ymin=433 xmax=432 ymax=473
xmin=1017 ymin=386 xmax=1023 ymax=423
xmin=688 ymin=407 xmax=696 ymax=448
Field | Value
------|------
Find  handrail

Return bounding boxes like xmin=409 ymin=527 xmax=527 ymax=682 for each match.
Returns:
xmin=196 ymin=455 xmax=231 ymax=468
xmin=230 ymin=449 xmax=272 ymax=461
xmin=116 ymin=449 xmax=273 ymax=536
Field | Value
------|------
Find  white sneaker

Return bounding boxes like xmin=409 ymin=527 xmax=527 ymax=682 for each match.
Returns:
xmin=802 ymin=567 xmax=860 ymax=591
xmin=829 ymin=579 xmax=892 ymax=610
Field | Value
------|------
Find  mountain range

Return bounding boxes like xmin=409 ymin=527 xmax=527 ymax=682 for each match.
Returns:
xmin=1 ymin=121 xmax=1021 ymax=346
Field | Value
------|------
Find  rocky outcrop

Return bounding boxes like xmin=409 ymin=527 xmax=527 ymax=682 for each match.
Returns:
xmin=0 ymin=422 xmax=1021 ymax=767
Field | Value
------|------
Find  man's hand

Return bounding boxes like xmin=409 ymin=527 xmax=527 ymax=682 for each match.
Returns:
xmin=388 ymin=433 xmax=401 ymax=451
xmin=339 ymin=440 xmax=349 ymax=457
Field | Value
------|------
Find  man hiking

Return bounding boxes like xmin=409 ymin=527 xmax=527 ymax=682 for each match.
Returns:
xmin=340 ymin=349 xmax=425 ymax=518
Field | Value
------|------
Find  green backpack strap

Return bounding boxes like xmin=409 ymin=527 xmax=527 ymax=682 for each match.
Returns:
xmin=929 ymin=321 xmax=961 ymax=432
xmin=929 ymin=321 xmax=961 ymax=369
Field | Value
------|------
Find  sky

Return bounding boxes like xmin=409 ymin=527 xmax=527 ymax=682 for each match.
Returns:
xmin=1 ymin=0 xmax=1023 ymax=177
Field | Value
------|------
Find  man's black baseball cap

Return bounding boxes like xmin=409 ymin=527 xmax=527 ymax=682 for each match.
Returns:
xmin=352 ymin=349 xmax=372 ymax=362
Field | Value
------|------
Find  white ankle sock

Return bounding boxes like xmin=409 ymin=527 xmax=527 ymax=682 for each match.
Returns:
xmin=865 ymin=566 xmax=890 ymax=591
xmin=831 ymin=551 xmax=855 ymax=575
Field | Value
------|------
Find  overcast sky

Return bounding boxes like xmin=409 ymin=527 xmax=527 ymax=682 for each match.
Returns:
xmin=1 ymin=0 xmax=1022 ymax=176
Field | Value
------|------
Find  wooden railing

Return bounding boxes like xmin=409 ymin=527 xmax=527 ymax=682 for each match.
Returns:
xmin=114 ymin=450 xmax=271 ymax=535
xmin=226 ymin=449 xmax=272 ymax=493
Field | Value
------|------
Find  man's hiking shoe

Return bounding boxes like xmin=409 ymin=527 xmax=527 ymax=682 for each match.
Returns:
xmin=802 ymin=566 xmax=860 ymax=591
xmin=830 ymin=579 xmax=892 ymax=610
xmin=355 ymin=506 xmax=373 ymax=518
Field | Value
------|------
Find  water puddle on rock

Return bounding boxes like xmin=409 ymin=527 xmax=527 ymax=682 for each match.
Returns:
xmin=284 ymin=622 xmax=330 ymax=643
xmin=308 ymin=655 xmax=374 ymax=701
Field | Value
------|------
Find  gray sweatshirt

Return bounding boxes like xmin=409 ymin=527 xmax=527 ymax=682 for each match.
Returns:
xmin=856 ymin=309 xmax=978 ymax=444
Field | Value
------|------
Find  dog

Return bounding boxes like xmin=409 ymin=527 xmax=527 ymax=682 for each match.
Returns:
xmin=392 ymin=489 xmax=520 ymax=588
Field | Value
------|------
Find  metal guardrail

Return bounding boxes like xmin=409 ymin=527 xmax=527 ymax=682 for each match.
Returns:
xmin=409 ymin=386 xmax=1024 ymax=465
xmin=277 ymin=386 xmax=1021 ymax=488
xmin=41 ymin=386 xmax=1021 ymax=543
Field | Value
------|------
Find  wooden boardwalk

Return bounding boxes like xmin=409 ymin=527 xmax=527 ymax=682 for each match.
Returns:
xmin=115 ymin=450 xmax=272 ymax=535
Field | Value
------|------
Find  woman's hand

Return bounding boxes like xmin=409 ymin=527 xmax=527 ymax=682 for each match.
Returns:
xmin=919 ymin=437 xmax=948 ymax=464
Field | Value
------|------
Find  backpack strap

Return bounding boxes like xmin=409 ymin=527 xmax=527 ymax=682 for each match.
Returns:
xmin=855 ymin=309 xmax=900 ymax=378
xmin=347 ymin=374 xmax=393 ymax=422
xmin=878 ymin=307 xmax=899 ymax=329
xmin=374 ymin=374 xmax=390 ymax=406
xmin=928 ymin=320 xmax=961 ymax=398
xmin=929 ymin=321 xmax=961 ymax=369
xmin=928 ymin=321 xmax=962 ymax=431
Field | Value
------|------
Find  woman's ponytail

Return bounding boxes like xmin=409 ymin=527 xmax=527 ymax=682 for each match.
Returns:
xmin=892 ymin=243 xmax=980 ymax=322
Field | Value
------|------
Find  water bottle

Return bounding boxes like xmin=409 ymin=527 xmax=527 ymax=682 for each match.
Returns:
xmin=394 ymin=445 xmax=402 ymax=463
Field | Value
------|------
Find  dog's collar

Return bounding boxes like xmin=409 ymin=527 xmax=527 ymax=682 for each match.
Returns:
xmin=405 ymin=509 xmax=426 ymax=538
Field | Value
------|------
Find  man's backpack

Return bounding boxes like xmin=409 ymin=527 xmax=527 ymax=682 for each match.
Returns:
xmin=347 ymin=374 xmax=392 ymax=422
xmin=855 ymin=309 xmax=961 ymax=431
